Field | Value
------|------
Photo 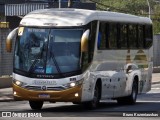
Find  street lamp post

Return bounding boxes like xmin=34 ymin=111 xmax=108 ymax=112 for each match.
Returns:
xmin=59 ymin=0 xmax=61 ymax=9
xmin=146 ymin=0 xmax=151 ymax=18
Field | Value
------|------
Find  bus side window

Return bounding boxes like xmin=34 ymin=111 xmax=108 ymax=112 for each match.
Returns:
xmin=98 ymin=22 xmax=109 ymax=49
xmin=97 ymin=32 xmax=102 ymax=49
xmin=120 ymin=24 xmax=128 ymax=49
xmin=109 ymin=23 xmax=117 ymax=49
xmin=138 ymin=25 xmax=144 ymax=48
xmin=144 ymin=25 xmax=153 ymax=48
xmin=128 ymin=24 xmax=137 ymax=49
xmin=98 ymin=22 xmax=104 ymax=49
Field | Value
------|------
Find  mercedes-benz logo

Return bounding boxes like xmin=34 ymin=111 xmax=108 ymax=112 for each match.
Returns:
xmin=42 ymin=86 xmax=47 ymax=91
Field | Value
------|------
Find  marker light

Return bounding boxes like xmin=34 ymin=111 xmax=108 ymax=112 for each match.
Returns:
xmin=14 ymin=91 xmax=17 ymax=95
xmin=75 ymin=93 xmax=79 ymax=97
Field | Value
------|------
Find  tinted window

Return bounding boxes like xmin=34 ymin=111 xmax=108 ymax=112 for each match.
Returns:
xmin=145 ymin=25 xmax=153 ymax=48
xmin=98 ymin=22 xmax=117 ymax=49
xmin=138 ymin=25 xmax=144 ymax=48
xmin=98 ymin=22 xmax=108 ymax=49
xmin=128 ymin=25 xmax=137 ymax=48
xmin=98 ymin=22 xmax=153 ymax=50
xmin=109 ymin=23 xmax=117 ymax=49
xmin=119 ymin=24 xmax=128 ymax=48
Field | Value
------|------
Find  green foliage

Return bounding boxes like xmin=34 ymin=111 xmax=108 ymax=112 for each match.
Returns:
xmin=152 ymin=3 xmax=160 ymax=34
xmin=91 ymin=0 xmax=160 ymax=34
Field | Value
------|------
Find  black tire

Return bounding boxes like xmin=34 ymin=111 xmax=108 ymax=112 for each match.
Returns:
xmin=117 ymin=80 xmax=138 ymax=105
xmin=29 ymin=101 xmax=43 ymax=110
xmin=72 ymin=102 xmax=81 ymax=105
xmin=84 ymin=84 xmax=100 ymax=109
xmin=127 ymin=80 xmax=138 ymax=104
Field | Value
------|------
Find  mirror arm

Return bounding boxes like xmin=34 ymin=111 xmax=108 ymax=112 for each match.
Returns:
xmin=81 ymin=29 xmax=90 ymax=52
xmin=6 ymin=27 xmax=18 ymax=52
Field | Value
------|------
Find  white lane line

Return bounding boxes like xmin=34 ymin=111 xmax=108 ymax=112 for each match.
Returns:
xmin=137 ymin=100 xmax=160 ymax=102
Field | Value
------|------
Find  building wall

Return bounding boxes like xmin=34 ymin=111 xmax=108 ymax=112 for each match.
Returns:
xmin=153 ymin=34 xmax=160 ymax=67
xmin=0 ymin=28 xmax=13 ymax=76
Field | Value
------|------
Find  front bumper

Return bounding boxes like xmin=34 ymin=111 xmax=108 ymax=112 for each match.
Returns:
xmin=13 ymin=84 xmax=82 ymax=102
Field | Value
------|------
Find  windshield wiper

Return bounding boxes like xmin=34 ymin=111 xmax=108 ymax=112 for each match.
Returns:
xmin=28 ymin=49 xmax=44 ymax=73
xmin=49 ymin=51 xmax=64 ymax=77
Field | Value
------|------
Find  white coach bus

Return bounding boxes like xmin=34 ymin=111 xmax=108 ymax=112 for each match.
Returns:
xmin=6 ymin=8 xmax=153 ymax=110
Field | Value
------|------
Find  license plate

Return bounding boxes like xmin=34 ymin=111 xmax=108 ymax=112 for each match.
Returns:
xmin=38 ymin=94 xmax=50 ymax=98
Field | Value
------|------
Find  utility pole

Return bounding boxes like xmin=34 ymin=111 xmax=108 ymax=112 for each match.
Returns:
xmin=146 ymin=0 xmax=151 ymax=18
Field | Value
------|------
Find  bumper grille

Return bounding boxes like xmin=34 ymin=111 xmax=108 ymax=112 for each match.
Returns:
xmin=24 ymin=86 xmax=66 ymax=91
xmin=25 ymin=86 xmax=41 ymax=90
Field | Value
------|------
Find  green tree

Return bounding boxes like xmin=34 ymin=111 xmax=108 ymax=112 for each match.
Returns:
xmin=89 ymin=0 xmax=160 ymax=34
xmin=152 ymin=3 xmax=160 ymax=34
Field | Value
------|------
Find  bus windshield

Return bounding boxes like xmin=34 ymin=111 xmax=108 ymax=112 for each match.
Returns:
xmin=14 ymin=27 xmax=83 ymax=75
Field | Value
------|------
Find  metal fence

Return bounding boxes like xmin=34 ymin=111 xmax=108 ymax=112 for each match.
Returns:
xmin=5 ymin=3 xmax=48 ymax=16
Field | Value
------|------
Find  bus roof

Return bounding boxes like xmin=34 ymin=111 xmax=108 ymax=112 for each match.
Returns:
xmin=20 ymin=8 xmax=152 ymax=27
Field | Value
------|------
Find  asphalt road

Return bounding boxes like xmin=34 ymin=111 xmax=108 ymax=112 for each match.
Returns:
xmin=0 ymin=83 xmax=160 ymax=120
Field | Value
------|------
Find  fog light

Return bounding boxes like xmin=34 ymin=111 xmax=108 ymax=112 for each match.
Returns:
xmin=70 ymin=82 xmax=76 ymax=87
xmin=14 ymin=91 xmax=17 ymax=95
xmin=75 ymin=93 xmax=79 ymax=97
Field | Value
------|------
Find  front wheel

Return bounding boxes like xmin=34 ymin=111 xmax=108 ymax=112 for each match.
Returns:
xmin=29 ymin=101 xmax=43 ymax=110
xmin=84 ymin=85 xmax=100 ymax=109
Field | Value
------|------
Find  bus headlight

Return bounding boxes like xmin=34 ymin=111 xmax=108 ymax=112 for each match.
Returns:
xmin=70 ymin=82 xmax=76 ymax=87
xmin=15 ymin=81 xmax=21 ymax=86
xmin=13 ymin=79 xmax=27 ymax=87
xmin=65 ymin=79 xmax=84 ymax=88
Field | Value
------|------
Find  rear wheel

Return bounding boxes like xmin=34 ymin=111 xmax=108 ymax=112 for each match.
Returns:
xmin=29 ymin=101 xmax=43 ymax=110
xmin=85 ymin=84 xmax=100 ymax=109
xmin=127 ymin=80 xmax=138 ymax=104
xmin=117 ymin=80 xmax=138 ymax=105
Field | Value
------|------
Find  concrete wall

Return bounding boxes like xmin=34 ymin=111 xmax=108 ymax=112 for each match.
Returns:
xmin=153 ymin=34 xmax=160 ymax=67
xmin=0 ymin=28 xmax=13 ymax=76
xmin=0 ymin=77 xmax=12 ymax=88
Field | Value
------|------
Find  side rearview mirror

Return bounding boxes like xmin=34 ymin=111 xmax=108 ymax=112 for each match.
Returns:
xmin=6 ymin=27 xmax=18 ymax=52
xmin=81 ymin=29 xmax=90 ymax=52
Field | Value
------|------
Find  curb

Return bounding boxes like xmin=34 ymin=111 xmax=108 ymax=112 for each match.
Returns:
xmin=0 ymin=97 xmax=14 ymax=102
xmin=0 ymin=87 xmax=13 ymax=102
xmin=0 ymin=95 xmax=14 ymax=102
